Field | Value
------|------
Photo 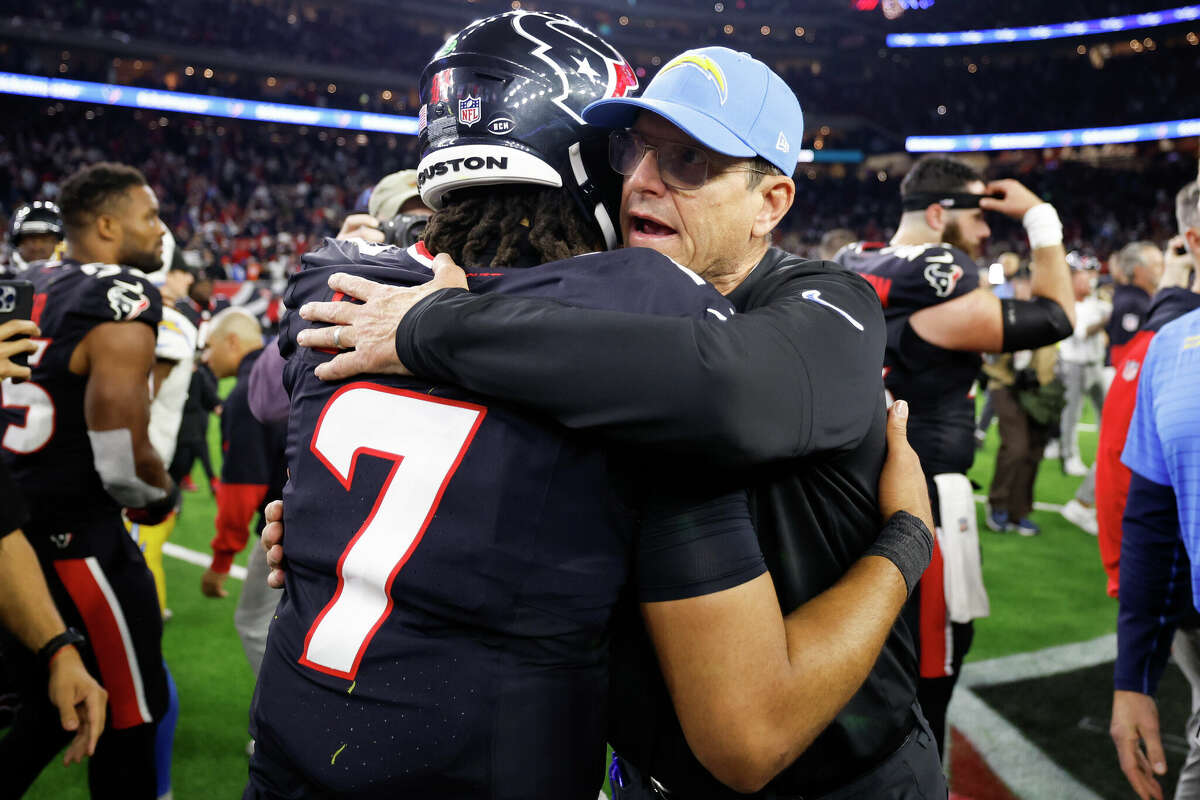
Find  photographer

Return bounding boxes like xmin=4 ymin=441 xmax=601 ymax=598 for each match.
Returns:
xmin=246 ymin=169 xmax=432 ymax=427
xmin=336 ymin=169 xmax=431 ymax=247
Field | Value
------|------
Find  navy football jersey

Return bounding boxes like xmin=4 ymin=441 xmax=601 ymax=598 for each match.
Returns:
xmin=252 ymin=240 xmax=735 ymax=799
xmin=1 ymin=258 xmax=161 ymax=522
xmin=838 ymin=242 xmax=981 ymax=475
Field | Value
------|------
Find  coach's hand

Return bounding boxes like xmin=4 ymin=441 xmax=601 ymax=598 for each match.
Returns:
xmin=47 ymin=644 xmax=107 ymax=764
xmin=877 ymin=400 xmax=935 ymax=535
xmin=201 ymin=568 xmax=230 ymax=599
xmin=297 ymin=253 xmax=468 ymax=381
xmin=1112 ymin=689 xmax=1167 ymax=800
xmin=262 ymin=500 xmax=286 ymax=589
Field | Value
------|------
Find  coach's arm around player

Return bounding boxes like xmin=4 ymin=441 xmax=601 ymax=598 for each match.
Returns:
xmin=262 ymin=400 xmax=934 ymax=790
xmin=636 ymin=400 xmax=932 ymax=791
xmin=0 ymin=318 xmax=107 ymax=765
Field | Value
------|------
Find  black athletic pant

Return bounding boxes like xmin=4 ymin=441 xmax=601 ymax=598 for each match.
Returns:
xmin=915 ymin=620 xmax=974 ymax=757
xmin=169 ymin=435 xmax=215 ymax=485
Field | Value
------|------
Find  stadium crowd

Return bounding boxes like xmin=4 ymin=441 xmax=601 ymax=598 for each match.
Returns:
xmin=0 ymin=98 xmax=1193 ymax=281
xmin=4 ymin=0 xmax=1200 ymax=150
xmin=1 ymin=4 xmax=1199 ymax=800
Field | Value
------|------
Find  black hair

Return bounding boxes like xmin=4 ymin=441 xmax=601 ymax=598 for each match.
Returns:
xmin=899 ymin=155 xmax=983 ymax=200
xmin=58 ymin=162 xmax=148 ymax=234
xmin=423 ymin=186 xmax=602 ymax=268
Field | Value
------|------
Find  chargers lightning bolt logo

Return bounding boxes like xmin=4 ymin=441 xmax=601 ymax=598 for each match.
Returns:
xmin=659 ymin=52 xmax=728 ymax=105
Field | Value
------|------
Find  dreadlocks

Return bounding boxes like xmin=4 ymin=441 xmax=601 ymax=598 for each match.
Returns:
xmin=423 ymin=186 xmax=604 ymax=268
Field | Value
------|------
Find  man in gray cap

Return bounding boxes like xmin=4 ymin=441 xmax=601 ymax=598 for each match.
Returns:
xmin=292 ymin=41 xmax=942 ymax=798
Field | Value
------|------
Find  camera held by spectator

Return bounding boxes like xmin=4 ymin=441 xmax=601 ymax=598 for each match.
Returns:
xmin=337 ymin=170 xmax=432 ymax=247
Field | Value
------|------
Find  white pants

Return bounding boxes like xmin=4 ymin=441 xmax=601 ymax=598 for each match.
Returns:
xmin=1059 ymin=360 xmax=1105 ymax=461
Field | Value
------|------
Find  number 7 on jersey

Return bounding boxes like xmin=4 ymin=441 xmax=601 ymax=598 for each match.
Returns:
xmin=300 ymin=383 xmax=486 ymax=679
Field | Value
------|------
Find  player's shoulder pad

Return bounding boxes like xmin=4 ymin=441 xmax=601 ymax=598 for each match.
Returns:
xmin=286 ymin=238 xmax=432 ymax=311
xmin=882 ymin=243 xmax=979 ymax=302
xmin=71 ymin=262 xmax=162 ymax=326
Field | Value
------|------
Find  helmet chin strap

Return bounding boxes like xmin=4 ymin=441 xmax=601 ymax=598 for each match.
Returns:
xmin=568 ymin=141 xmax=620 ymax=251
xmin=593 ymin=203 xmax=619 ymax=251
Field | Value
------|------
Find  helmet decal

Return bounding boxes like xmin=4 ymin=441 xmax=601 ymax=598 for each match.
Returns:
xmin=510 ymin=11 xmax=638 ymax=124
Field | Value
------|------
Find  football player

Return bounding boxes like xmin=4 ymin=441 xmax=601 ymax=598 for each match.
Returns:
xmin=0 ymin=162 xmax=177 ymax=797
xmin=4 ymin=201 xmax=64 ymax=274
xmin=837 ymin=155 xmax=1076 ymax=753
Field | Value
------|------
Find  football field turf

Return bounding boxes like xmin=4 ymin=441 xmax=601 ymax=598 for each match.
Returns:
xmin=17 ymin=398 xmax=1146 ymax=799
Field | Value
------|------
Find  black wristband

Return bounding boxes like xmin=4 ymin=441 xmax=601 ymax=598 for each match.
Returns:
xmin=864 ymin=511 xmax=935 ymax=596
xmin=37 ymin=627 xmax=86 ymax=672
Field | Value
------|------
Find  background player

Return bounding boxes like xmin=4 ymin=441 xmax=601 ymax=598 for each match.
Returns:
xmin=0 ymin=316 xmax=108 ymax=768
xmin=837 ymin=154 xmax=1075 ymax=754
xmin=4 ymin=201 xmax=64 ymax=274
xmin=0 ymin=162 xmax=177 ymax=797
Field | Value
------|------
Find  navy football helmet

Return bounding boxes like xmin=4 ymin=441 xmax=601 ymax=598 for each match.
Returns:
xmin=9 ymin=201 xmax=63 ymax=246
xmin=417 ymin=11 xmax=639 ymax=249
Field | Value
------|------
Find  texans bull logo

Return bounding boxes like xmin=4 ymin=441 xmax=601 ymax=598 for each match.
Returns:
xmin=924 ymin=260 xmax=965 ymax=298
xmin=510 ymin=11 xmax=639 ymax=123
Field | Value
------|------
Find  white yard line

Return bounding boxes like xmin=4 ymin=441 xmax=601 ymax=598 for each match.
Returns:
xmin=959 ymin=634 xmax=1116 ymax=689
xmin=948 ymin=636 xmax=1119 ymax=799
xmin=973 ymin=494 xmax=1065 ymax=514
xmin=948 ymin=687 xmax=1104 ymax=800
xmin=162 ymin=541 xmax=247 ymax=580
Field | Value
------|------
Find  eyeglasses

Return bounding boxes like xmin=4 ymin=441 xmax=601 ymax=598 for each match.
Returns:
xmin=608 ymin=130 xmax=767 ymax=191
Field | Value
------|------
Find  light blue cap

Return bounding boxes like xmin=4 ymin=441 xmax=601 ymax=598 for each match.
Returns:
xmin=582 ymin=46 xmax=804 ymax=177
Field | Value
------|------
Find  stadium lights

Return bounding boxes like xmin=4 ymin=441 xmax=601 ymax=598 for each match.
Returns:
xmin=0 ymin=70 xmax=866 ymax=163
xmin=906 ymin=117 xmax=1200 ymax=152
xmin=887 ymin=4 xmax=1200 ymax=47
xmin=0 ymin=70 xmax=419 ymax=135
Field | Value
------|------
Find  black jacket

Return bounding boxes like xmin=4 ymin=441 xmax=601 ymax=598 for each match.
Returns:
xmin=396 ymin=247 xmax=915 ymax=795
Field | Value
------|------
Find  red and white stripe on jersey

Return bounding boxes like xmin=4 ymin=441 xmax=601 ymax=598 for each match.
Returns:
xmin=54 ymin=557 xmax=154 ymax=729
xmin=406 ymin=241 xmax=436 ymax=266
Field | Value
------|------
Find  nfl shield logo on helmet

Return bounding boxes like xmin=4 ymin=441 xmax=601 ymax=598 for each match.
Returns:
xmin=1122 ymin=359 xmax=1140 ymax=382
xmin=458 ymin=96 xmax=481 ymax=127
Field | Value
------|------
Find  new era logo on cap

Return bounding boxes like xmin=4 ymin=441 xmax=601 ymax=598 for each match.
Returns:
xmin=776 ymin=132 xmax=789 ymax=153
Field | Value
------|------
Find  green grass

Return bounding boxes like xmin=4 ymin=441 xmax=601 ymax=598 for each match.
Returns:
xmin=21 ymin=387 xmax=1115 ymax=796
xmin=966 ymin=397 xmax=1116 ymax=661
